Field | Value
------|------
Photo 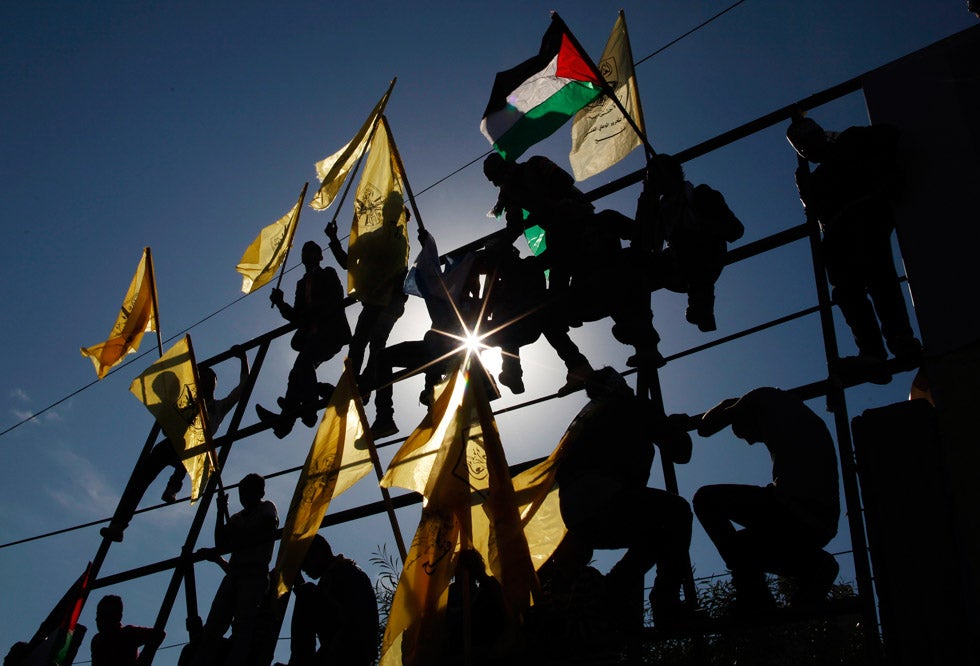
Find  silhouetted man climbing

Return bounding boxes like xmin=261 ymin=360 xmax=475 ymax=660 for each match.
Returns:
xmin=641 ymin=153 xmax=744 ymax=332
xmin=193 ymin=473 xmax=279 ymax=666
xmin=693 ymin=387 xmax=841 ymax=614
xmin=484 ymin=153 xmax=663 ymax=368
xmin=555 ymin=367 xmax=694 ymax=630
xmin=476 ymin=244 xmax=593 ymax=396
xmin=787 ymin=116 xmax=921 ymax=383
xmin=90 ymin=595 xmax=164 ymax=666
xmin=257 ymin=240 xmax=351 ymax=437
xmin=101 ymin=348 xmax=248 ymax=542
xmin=279 ymin=534 xmax=378 ymax=666
xmin=324 ymin=199 xmax=409 ymax=393
xmin=369 ymin=226 xmax=485 ymax=438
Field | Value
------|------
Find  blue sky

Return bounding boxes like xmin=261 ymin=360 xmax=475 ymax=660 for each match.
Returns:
xmin=0 ymin=2 xmax=974 ymax=663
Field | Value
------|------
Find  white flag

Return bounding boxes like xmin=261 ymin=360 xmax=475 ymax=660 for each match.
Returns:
xmin=569 ymin=11 xmax=645 ymax=181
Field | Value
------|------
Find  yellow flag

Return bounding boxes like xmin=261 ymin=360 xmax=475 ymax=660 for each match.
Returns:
xmin=509 ymin=398 xmax=605 ymax=571
xmin=512 ymin=437 xmax=570 ymax=570
xmin=347 ymin=116 xmax=410 ymax=306
xmin=569 ymin=11 xmax=645 ymax=181
xmin=271 ymin=366 xmax=374 ymax=597
xmin=236 ymin=184 xmax=307 ymax=294
xmin=310 ymin=80 xmax=395 ymax=211
xmin=80 ymin=247 xmax=159 ymax=379
xmin=380 ymin=358 xmax=536 ymax=666
xmin=129 ymin=336 xmax=212 ymax=502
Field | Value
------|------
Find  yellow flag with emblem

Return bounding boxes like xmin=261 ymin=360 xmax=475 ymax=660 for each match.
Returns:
xmin=569 ymin=11 xmax=645 ymax=181
xmin=272 ymin=365 xmax=374 ymax=597
xmin=129 ymin=335 xmax=213 ymax=502
xmin=236 ymin=184 xmax=307 ymax=294
xmin=80 ymin=247 xmax=160 ymax=379
xmin=310 ymin=80 xmax=395 ymax=211
xmin=380 ymin=358 xmax=536 ymax=666
xmin=347 ymin=115 xmax=410 ymax=306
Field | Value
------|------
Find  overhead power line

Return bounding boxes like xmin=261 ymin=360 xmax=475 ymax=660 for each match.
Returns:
xmin=635 ymin=0 xmax=751 ymax=67
xmin=0 ymin=1 xmax=751 ymax=444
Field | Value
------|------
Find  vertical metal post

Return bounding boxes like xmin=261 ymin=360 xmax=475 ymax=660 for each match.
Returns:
xmin=137 ymin=342 xmax=268 ymax=665
xmin=798 ymin=155 xmax=883 ymax=664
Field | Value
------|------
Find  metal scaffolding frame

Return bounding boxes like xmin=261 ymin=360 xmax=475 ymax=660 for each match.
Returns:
xmin=70 ymin=69 xmax=913 ymax=665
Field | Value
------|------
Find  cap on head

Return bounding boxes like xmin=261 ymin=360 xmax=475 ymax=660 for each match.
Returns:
xmin=309 ymin=533 xmax=333 ymax=558
xmin=786 ymin=117 xmax=827 ymax=160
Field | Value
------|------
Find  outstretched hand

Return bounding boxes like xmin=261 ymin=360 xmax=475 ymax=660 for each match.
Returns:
xmin=697 ymin=397 xmax=740 ymax=437
xmin=325 ymin=220 xmax=339 ymax=240
xmin=269 ymin=288 xmax=285 ymax=307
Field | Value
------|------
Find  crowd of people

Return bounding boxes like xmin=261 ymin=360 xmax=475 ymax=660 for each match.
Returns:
xmin=6 ymin=114 xmax=920 ymax=666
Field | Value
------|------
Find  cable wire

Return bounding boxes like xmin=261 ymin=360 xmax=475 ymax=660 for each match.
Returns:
xmin=0 ymin=2 xmax=750 ymax=446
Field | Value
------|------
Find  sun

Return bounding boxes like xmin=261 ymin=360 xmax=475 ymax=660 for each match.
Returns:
xmin=463 ymin=332 xmax=483 ymax=354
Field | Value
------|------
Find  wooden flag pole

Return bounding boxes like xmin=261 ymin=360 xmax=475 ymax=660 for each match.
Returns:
xmin=384 ymin=115 xmax=426 ymax=234
xmin=347 ymin=359 xmax=408 ymax=561
xmin=144 ymin=247 xmax=165 ymax=357
xmin=325 ymin=120 xmax=374 ymax=233
xmin=552 ymin=11 xmax=657 ymax=160
xmin=185 ymin=335 xmax=228 ymax=520
xmin=271 ymin=182 xmax=310 ymax=306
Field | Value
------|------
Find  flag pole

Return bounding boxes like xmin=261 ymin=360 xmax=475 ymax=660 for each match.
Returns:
xmin=185 ymin=334 xmax=229 ymax=520
xmin=325 ymin=119 xmax=375 ymax=232
xmin=144 ymin=247 xmax=164 ymax=357
xmin=271 ymin=182 xmax=310 ymax=306
xmin=552 ymin=11 xmax=657 ymax=160
xmin=347 ymin=359 xmax=408 ymax=561
xmin=384 ymin=115 xmax=426 ymax=233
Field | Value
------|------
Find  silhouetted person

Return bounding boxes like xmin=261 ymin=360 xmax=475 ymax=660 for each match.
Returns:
xmin=484 ymin=154 xmax=663 ymax=369
xmin=787 ymin=117 xmax=921 ymax=382
xmin=325 ymin=199 xmax=410 ymax=392
xmin=444 ymin=549 xmax=507 ymax=661
xmin=282 ymin=534 xmax=378 ymax=666
xmin=643 ymin=153 xmax=744 ymax=332
xmin=476 ymin=244 xmax=593 ymax=396
xmin=90 ymin=594 xmax=164 ymax=666
xmin=193 ymin=473 xmax=279 ymax=666
xmin=370 ymin=227 xmax=482 ymax=437
xmin=693 ymin=387 xmax=841 ymax=613
xmin=257 ymin=241 xmax=351 ymax=437
xmin=555 ymin=367 xmax=694 ymax=630
xmin=101 ymin=349 xmax=248 ymax=542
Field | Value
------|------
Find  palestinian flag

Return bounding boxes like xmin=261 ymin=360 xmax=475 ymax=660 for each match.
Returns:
xmin=480 ymin=15 xmax=603 ymax=160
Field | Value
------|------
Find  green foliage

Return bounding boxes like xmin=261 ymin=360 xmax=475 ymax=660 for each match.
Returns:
xmin=371 ymin=543 xmax=401 ymax=654
xmin=640 ymin=576 xmax=870 ymax=666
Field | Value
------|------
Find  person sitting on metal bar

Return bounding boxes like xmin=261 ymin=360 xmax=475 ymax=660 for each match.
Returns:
xmin=483 ymin=153 xmax=663 ymax=369
xmin=475 ymin=243 xmax=593 ymax=396
xmin=278 ymin=534 xmax=378 ymax=666
xmin=90 ymin=594 xmax=164 ymax=666
xmin=787 ymin=116 xmax=921 ymax=384
xmin=100 ymin=348 xmax=248 ymax=542
xmin=369 ymin=226 xmax=488 ymax=438
xmin=192 ymin=473 xmax=279 ymax=666
xmin=693 ymin=387 xmax=841 ymax=615
xmin=555 ymin=367 xmax=694 ymax=631
xmin=256 ymin=241 xmax=351 ymax=438
xmin=639 ymin=153 xmax=744 ymax=332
